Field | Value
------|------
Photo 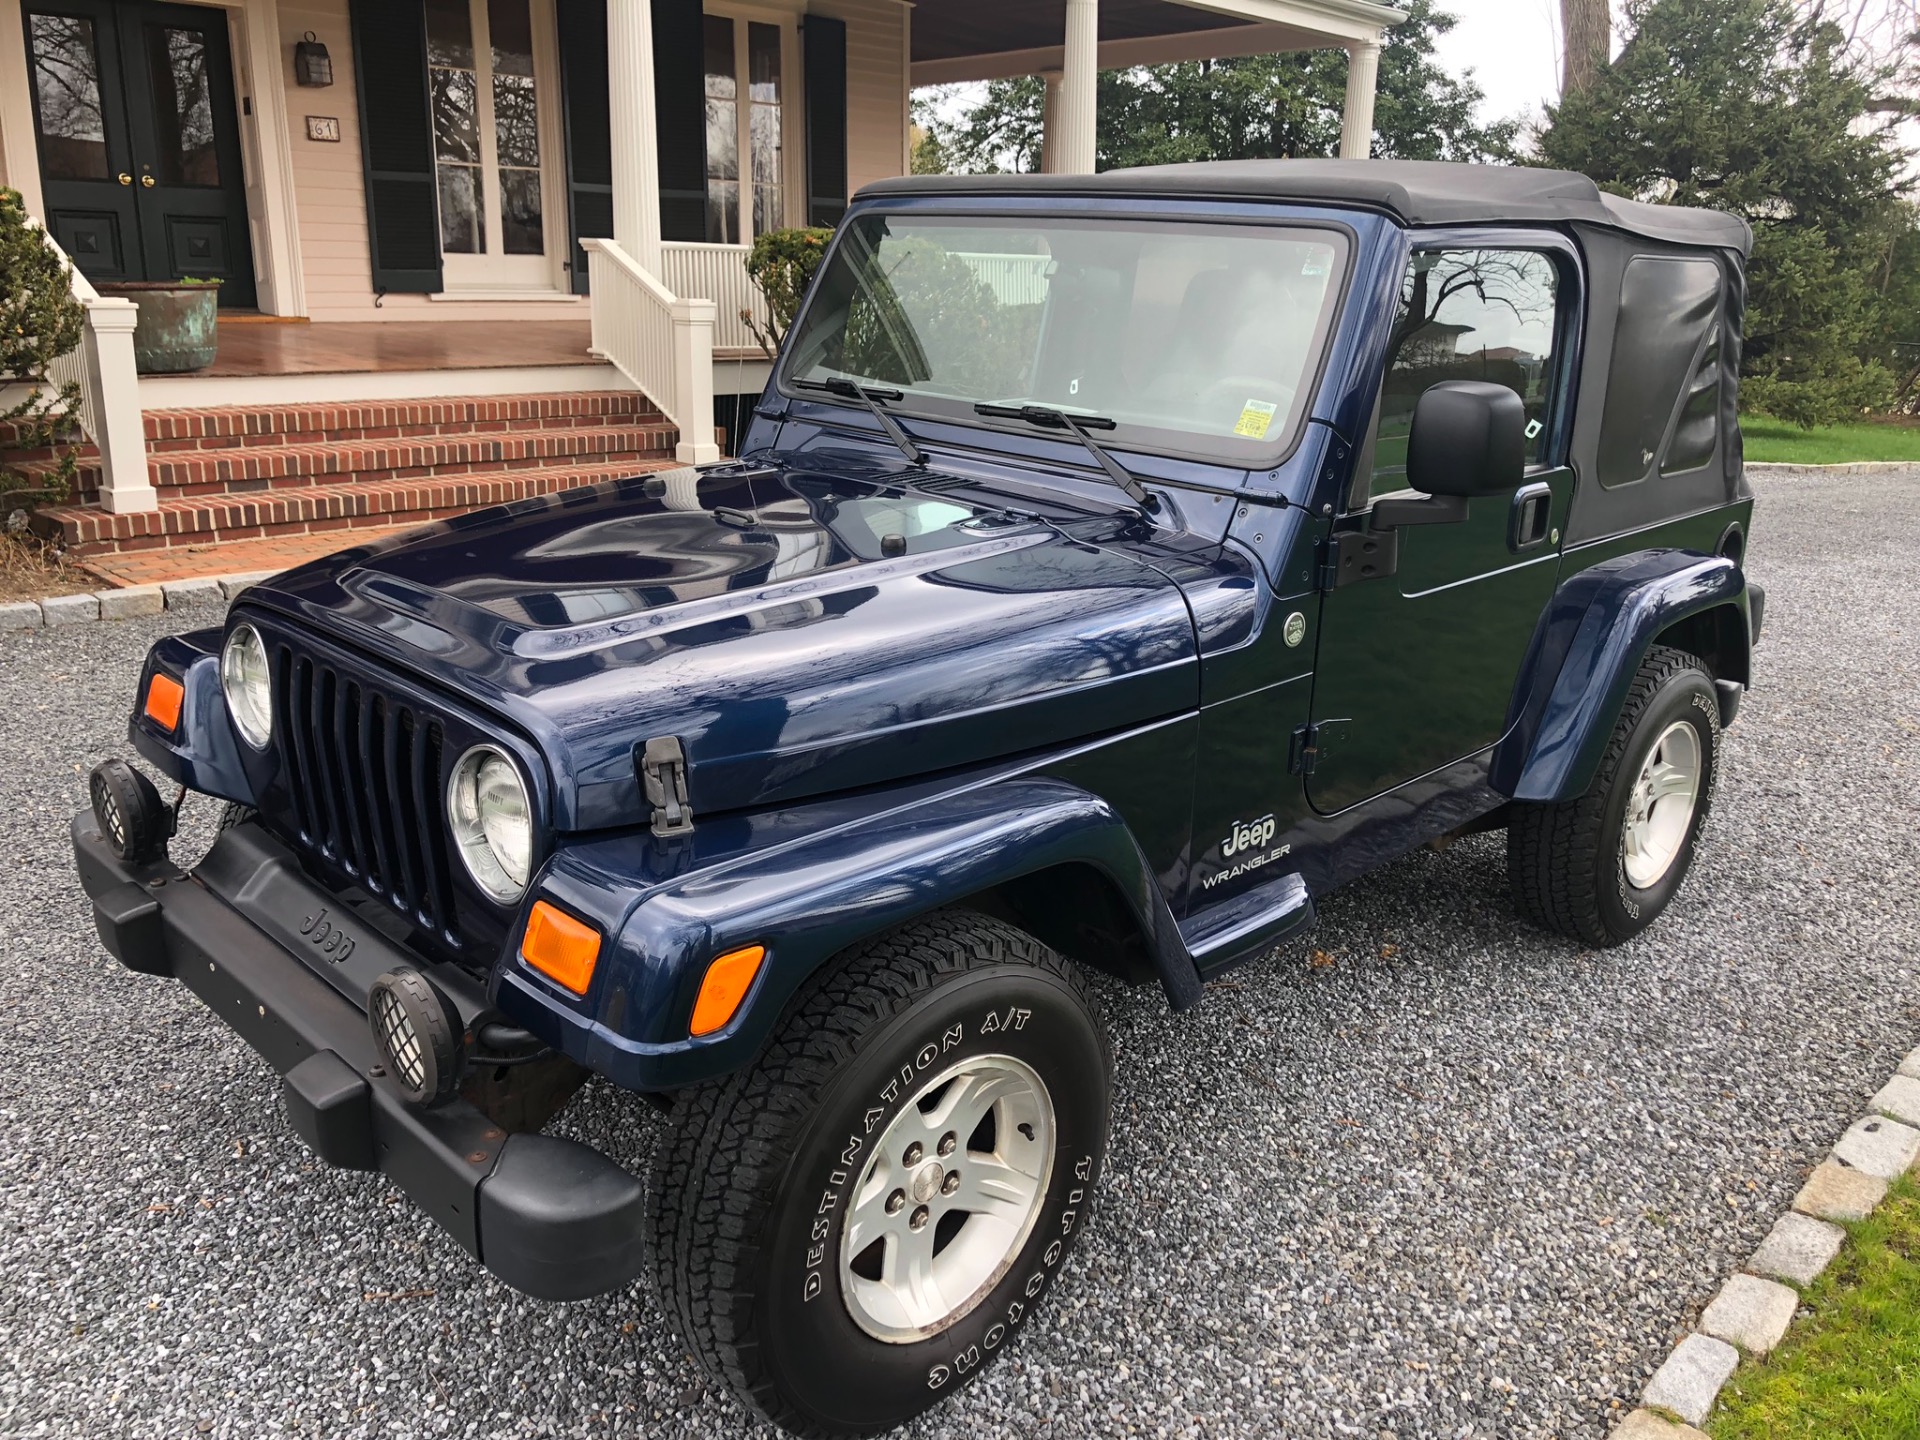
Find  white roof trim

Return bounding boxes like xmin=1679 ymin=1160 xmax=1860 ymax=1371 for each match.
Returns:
xmin=910 ymin=0 xmax=1404 ymax=87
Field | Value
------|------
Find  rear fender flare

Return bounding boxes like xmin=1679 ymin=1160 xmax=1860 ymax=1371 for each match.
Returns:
xmin=1492 ymin=551 xmax=1749 ymax=804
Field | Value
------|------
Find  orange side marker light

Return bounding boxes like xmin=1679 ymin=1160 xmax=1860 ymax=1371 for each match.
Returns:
xmin=520 ymin=900 xmax=601 ymax=996
xmin=145 ymin=673 xmax=185 ymax=733
xmin=690 ymin=945 xmax=767 ymax=1037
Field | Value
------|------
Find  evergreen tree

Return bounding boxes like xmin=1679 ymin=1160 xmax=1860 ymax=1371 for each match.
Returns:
xmin=1537 ymin=0 xmax=1915 ymax=424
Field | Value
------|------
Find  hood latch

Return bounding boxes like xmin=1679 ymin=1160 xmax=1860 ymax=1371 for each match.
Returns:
xmin=640 ymin=736 xmax=695 ymax=838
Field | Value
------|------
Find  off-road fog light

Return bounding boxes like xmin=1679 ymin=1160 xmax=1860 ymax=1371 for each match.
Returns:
xmin=89 ymin=758 xmax=172 ymax=864
xmin=220 ymin=623 xmax=272 ymax=750
xmin=367 ymin=968 xmax=462 ymax=1107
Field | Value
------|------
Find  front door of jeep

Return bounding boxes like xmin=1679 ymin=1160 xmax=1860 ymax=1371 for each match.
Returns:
xmin=1304 ymin=242 xmax=1577 ymax=815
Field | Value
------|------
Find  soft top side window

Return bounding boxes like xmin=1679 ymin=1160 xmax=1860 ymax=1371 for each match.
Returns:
xmin=1363 ymin=248 xmax=1567 ymax=502
xmin=1597 ymin=255 xmax=1724 ymax=486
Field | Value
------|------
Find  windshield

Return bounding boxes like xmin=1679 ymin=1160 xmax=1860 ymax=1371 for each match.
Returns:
xmin=781 ymin=213 xmax=1350 ymax=463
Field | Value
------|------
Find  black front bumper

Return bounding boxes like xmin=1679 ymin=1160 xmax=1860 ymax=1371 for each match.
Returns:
xmin=71 ymin=811 xmax=646 ymax=1303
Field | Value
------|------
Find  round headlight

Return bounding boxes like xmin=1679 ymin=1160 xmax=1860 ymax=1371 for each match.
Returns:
xmin=221 ymin=623 xmax=272 ymax=749
xmin=447 ymin=745 xmax=532 ymax=903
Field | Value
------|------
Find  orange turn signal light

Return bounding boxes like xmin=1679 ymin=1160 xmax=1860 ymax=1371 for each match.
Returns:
xmin=520 ymin=900 xmax=601 ymax=996
xmin=144 ymin=672 xmax=185 ymax=733
xmin=690 ymin=945 xmax=767 ymax=1037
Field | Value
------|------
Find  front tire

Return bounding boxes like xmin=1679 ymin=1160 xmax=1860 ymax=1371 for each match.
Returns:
xmin=649 ymin=912 xmax=1112 ymax=1436
xmin=1508 ymin=645 xmax=1720 ymax=946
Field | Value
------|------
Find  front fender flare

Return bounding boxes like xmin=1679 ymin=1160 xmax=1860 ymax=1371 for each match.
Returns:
xmin=1492 ymin=551 xmax=1749 ymax=804
xmin=498 ymin=777 xmax=1200 ymax=1092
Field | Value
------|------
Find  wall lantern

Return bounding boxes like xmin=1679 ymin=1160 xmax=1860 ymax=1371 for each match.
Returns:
xmin=294 ymin=32 xmax=333 ymax=88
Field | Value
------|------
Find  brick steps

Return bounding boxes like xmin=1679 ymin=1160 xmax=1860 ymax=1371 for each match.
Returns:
xmin=141 ymin=391 xmax=665 ymax=451
xmin=32 ymin=389 xmax=682 ymax=558
xmin=40 ymin=457 xmax=680 ymax=553
xmin=140 ymin=422 xmax=677 ymax=495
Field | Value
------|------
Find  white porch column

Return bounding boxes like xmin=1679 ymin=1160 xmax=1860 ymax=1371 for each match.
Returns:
xmin=1057 ymin=0 xmax=1098 ymax=175
xmin=1340 ymin=39 xmax=1382 ymax=160
xmin=671 ymin=297 xmax=721 ymax=464
xmin=607 ymin=0 xmax=663 ymax=277
xmin=1040 ymin=70 xmax=1063 ymax=173
xmin=82 ymin=300 xmax=158 ymax=514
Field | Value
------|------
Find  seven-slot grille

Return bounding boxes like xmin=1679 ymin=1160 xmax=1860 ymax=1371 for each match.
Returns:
xmin=270 ymin=640 xmax=461 ymax=943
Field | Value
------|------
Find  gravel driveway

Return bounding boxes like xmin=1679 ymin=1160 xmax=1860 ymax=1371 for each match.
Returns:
xmin=2 ymin=470 xmax=1916 ymax=1440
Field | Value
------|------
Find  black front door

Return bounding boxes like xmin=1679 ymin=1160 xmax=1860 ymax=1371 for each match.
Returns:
xmin=24 ymin=0 xmax=256 ymax=305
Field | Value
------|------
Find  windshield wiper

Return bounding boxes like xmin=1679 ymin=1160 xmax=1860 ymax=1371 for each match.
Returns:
xmin=973 ymin=403 xmax=1155 ymax=512
xmin=791 ymin=376 xmax=929 ymax=467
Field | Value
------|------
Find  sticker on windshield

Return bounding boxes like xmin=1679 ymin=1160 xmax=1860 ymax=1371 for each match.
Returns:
xmin=1234 ymin=399 xmax=1279 ymax=439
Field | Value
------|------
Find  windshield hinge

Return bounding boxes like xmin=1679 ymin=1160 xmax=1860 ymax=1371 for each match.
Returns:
xmin=640 ymin=736 xmax=694 ymax=838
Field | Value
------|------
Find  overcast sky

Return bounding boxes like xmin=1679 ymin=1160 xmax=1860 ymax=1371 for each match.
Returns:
xmin=1429 ymin=0 xmax=1569 ymax=132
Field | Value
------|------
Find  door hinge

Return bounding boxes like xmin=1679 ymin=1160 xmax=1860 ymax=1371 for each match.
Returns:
xmin=1319 ymin=527 xmax=1399 ymax=591
xmin=1289 ymin=719 xmax=1349 ymax=776
xmin=1289 ymin=723 xmax=1320 ymax=776
xmin=639 ymin=735 xmax=694 ymax=838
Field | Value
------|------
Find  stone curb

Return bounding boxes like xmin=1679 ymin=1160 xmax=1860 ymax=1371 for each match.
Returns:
xmin=1746 ymin=460 xmax=1920 ymax=476
xmin=0 ymin=570 xmax=279 ymax=633
xmin=1611 ymin=1042 xmax=1920 ymax=1436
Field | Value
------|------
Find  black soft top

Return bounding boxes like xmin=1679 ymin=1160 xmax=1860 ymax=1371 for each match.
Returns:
xmin=859 ymin=159 xmax=1752 ymax=255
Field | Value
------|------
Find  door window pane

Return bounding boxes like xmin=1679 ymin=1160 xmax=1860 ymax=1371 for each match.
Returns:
xmin=147 ymin=26 xmax=218 ymax=186
xmin=29 ymin=14 xmax=110 ymax=181
xmin=748 ymin=22 xmax=782 ymax=236
xmin=427 ymin=0 xmax=484 ymax=252
xmin=489 ymin=0 xmax=541 ymax=253
xmin=1369 ymin=249 xmax=1563 ymax=498
xmin=703 ymin=16 xmax=738 ymax=244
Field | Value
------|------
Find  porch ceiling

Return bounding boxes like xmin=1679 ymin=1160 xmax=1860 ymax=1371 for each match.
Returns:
xmin=910 ymin=0 xmax=1407 ymax=86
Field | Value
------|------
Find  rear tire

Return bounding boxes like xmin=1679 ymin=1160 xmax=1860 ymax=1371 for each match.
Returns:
xmin=1508 ymin=645 xmax=1719 ymax=946
xmin=649 ymin=911 xmax=1111 ymax=1437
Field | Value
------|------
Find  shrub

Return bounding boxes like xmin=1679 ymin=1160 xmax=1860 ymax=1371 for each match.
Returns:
xmin=742 ymin=226 xmax=836 ymax=358
xmin=0 ymin=187 xmax=86 ymax=511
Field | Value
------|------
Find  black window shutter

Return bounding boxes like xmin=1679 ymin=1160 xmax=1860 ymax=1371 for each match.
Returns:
xmin=804 ymin=16 xmax=847 ymax=227
xmin=348 ymin=0 xmax=441 ymax=294
xmin=557 ymin=0 xmax=612 ymax=294
xmin=653 ymin=0 xmax=706 ymax=243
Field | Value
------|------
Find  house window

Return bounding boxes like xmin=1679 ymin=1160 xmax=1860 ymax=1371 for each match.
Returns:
xmin=426 ymin=0 xmax=558 ymax=283
xmin=702 ymin=11 xmax=785 ymax=245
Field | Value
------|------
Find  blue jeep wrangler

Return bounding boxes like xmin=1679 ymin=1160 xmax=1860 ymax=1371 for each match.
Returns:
xmin=74 ymin=160 xmax=1761 ymax=1435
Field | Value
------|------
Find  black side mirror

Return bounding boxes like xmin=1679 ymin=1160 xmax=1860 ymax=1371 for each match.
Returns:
xmin=1371 ymin=381 xmax=1528 ymax=532
xmin=1407 ymin=381 xmax=1527 ymax=498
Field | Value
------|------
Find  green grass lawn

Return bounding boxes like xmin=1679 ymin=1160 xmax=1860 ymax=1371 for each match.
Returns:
xmin=1709 ymin=1178 xmax=1920 ymax=1439
xmin=1742 ymin=416 xmax=1920 ymax=465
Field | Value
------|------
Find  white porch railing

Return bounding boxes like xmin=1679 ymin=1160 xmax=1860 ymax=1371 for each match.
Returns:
xmin=661 ymin=241 xmax=766 ymax=355
xmin=27 ymin=216 xmax=154 ymax=512
xmin=581 ymin=237 xmax=722 ymax=465
xmin=956 ymin=253 xmax=1053 ymax=308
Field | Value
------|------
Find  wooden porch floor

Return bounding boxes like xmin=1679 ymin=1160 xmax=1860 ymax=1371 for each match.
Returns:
xmin=202 ymin=319 xmax=596 ymax=377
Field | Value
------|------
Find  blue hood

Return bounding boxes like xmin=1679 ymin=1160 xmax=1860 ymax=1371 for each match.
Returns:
xmin=243 ymin=456 xmax=1201 ymax=831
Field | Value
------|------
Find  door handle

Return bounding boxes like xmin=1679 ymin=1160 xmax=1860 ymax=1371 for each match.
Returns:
xmin=1509 ymin=482 xmax=1554 ymax=551
xmin=118 ymin=173 xmax=133 ymax=185
xmin=140 ymin=175 xmax=156 ymax=188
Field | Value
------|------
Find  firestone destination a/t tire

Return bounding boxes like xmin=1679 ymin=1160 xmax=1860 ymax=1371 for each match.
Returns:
xmin=649 ymin=911 xmax=1113 ymax=1437
xmin=1508 ymin=644 xmax=1721 ymax=946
